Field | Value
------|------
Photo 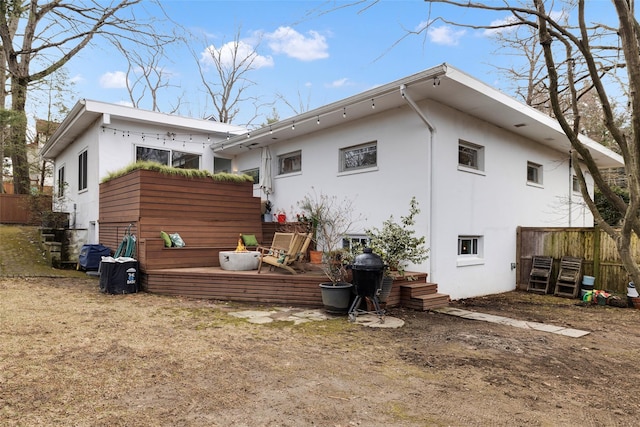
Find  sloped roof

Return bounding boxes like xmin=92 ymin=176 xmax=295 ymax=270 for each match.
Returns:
xmin=212 ymin=63 xmax=623 ymax=168
xmin=40 ymin=99 xmax=246 ymax=159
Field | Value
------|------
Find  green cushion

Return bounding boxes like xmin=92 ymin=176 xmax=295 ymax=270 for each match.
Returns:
xmin=160 ymin=231 xmax=172 ymax=247
xmin=242 ymin=234 xmax=259 ymax=246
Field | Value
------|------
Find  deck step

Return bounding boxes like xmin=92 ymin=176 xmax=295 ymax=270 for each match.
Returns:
xmin=403 ymin=293 xmax=450 ymax=311
xmin=400 ymin=282 xmax=438 ymax=299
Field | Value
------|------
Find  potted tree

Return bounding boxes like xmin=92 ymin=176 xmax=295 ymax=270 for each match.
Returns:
xmin=366 ymin=197 xmax=429 ymax=303
xmin=298 ymin=189 xmax=362 ymax=313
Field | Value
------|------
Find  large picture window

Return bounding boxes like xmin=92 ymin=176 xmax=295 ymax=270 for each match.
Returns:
xmin=78 ymin=150 xmax=87 ymax=191
xmin=278 ymin=150 xmax=301 ymax=175
xmin=136 ymin=146 xmax=201 ymax=170
xmin=340 ymin=142 xmax=377 ymax=172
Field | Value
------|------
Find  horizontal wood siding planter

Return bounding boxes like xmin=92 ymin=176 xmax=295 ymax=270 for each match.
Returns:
xmin=99 ymin=169 xmax=263 ymax=268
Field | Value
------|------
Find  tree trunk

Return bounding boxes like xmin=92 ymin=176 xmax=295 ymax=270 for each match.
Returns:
xmin=9 ymin=77 xmax=29 ymax=194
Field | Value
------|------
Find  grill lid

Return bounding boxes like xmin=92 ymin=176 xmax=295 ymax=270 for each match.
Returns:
xmin=351 ymin=247 xmax=385 ymax=271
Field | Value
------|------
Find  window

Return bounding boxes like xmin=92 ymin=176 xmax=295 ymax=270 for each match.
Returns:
xmin=172 ymin=151 xmax=200 ymax=169
xmin=458 ymin=140 xmax=484 ymax=171
xmin=242 ymin=168 xmax=260 ymax=184
xmin=78 ymin=150 xmax=87 ymax=191
xmin=136 ymin=146 xmax=169 ymax=165
xmin=457 ymin=235 xmax=484 ymax=266
xmin=135 ymin=146 xmax=201 ymax=170
xmin=342 ymin=235 xmax=369 ymax=251
xmin=57 ymin=166 xmax=65 ymax=198
xmin=214 ymin=157 xmax=232 ymax=173
xmin=527 ymin=161 xmax=543 ymax=185
xmin=278 ymin=150 xmax=301 ymax=175
xmin=458 ymin=236 xmax=479 ymax=256
xmin=340 ymin=142 xmax=377 ymax=172
xmin=572 ymin=175 xmax=580 ymax=192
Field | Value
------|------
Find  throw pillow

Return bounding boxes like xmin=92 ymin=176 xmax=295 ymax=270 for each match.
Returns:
xmin=241 ymin=234 xmax=259 ymax=247
xmin=169 ymin=233 xmax=186 ymax=248
xmin=160 ymin=231 xmax=172 ymax=248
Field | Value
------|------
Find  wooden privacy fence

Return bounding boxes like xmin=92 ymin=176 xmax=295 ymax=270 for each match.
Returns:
xmin=517 ymin=226 xmax=640 ymax=294
xmin=0 ymin=194 xmax=51 ymax=224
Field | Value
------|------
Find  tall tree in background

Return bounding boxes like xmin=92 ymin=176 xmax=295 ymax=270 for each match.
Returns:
xmin=194 ymin=29 xmax=274 ymax=126
xmin=0 ymin=0 xmax=172 ymax=194
xmin=423 ymin=1 xmax=640 ymax=284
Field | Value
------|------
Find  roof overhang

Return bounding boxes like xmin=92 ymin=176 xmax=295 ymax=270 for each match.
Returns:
xmin=212 ymin=63 xmax=623 ymax=169
xmin=40 ymin=99 xmax=246 ymax=159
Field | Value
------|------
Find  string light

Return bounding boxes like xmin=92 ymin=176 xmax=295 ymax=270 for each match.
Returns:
xmin=316 ymin=115 xmax=320 ymax=125
xmin=371 ymin=98 xmax=375 ymax=109
xmin=343 ymin=107 xmax=346 ymax=118
xmin=292 ymin=120 xmax=295 ymax=130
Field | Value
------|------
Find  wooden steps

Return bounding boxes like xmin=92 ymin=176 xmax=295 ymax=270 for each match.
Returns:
xmin=399 ymin=281 xmax=450 ymax=311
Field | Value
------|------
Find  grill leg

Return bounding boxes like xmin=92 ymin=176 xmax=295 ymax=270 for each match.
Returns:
xmin=348 ymin=296 xmax=362 ymax=322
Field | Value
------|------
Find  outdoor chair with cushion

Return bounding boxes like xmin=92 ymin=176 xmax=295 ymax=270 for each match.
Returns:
xmin=257 ymin=232 xmax=311 ymax=275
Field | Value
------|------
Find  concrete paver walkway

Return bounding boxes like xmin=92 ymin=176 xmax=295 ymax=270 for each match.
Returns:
xmin=229 ymin=307 xmax=405 ymax=328
xmin=435 ymin=307 xmax=590 ymax=337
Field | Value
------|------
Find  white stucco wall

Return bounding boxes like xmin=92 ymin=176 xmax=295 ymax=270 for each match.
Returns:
xmin=232 ymin=101 xmax=594 ymax=300
xmin=53 ymin=116 xmax=225 ymax=243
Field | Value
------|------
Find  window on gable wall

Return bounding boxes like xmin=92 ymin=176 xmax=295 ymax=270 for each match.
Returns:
xmin=278 ymin=150 xmax=301 ymax=174
xmin=78 ymin=150 xmax=87 ymax=191
xmin=340 ymin=141 xmax=377 ymax=172
xmin=572 ymin=175 xmax=581 ymax=192
xmin=458 ymin=140 xmax=484 ymax=171
xmin=57 ymin=166 xmax=65 ymax=198
xmin=527 ymin=161 xmax=543 ymax=185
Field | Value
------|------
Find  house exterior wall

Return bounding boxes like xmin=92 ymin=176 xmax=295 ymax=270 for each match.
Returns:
xmin=233 ymin=100 xmax=594 ymax=300
xmin=54 ymin=116 xmax=221 ymax=243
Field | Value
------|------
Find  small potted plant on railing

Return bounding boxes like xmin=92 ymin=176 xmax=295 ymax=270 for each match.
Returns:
xmin=298 ymin=188 xmax=362 ymax=313
xmin=262 ymin=199 xmax=273 ymax=222
xmin=366 ymin=196 xmax=429 ymax=303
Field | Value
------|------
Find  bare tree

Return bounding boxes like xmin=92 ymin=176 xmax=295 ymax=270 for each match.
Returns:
xmin=193 ymin=28 xmax=272 ymax=126
xmin=0 ymin=0 xmax=173 ymax=194
xmin=422 ymin=1 xmax=640 ymax=284
xmin=112 ymin=31 xmax=184 ymax=114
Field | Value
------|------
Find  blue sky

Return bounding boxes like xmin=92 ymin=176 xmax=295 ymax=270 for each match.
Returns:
xmin=61 ymin=0 xmax=621 ymax=128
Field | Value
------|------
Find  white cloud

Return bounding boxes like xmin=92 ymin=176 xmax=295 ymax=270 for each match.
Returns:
xmin=415 ymin=20 xmax=429 ymax=33
xmin=200 ymin=40 xmax=274 ymax=69
xmin=99 ymin=71 xmax=128 ymax=89
xmin=265 ymin=26 xmax=329 ymax=61
xmin=116 ymin=100 xmax=134 ymax=107
xmin=483 ymin=16 xmax=519 ymax=36
xmin=69 ymin=74 xmax=85 ymax=84
xmin=428 ymin=25 xmax=465 ymax=46
xmin=325 ymin=78 xmax=349 ymax=89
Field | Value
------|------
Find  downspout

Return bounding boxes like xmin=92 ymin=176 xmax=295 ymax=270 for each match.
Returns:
xmin=400 ymin=84 xmax=436 ymax=282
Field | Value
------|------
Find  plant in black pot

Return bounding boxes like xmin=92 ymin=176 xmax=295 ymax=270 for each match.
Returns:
xmin=366 ymin=196 xmax=429 ymax=303
xmin=298 ymin=189 xmax=362 ymax=313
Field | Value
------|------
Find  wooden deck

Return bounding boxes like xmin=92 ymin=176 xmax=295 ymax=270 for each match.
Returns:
xmin=142 ymin=266 xmax=450 ymax=310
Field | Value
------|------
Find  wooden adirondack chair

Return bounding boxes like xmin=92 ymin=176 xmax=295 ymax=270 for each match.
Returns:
xmin=257 ymin=232 xmax=311 ymax=274
xmin=527 ymin=256 xmax=553 ymax=294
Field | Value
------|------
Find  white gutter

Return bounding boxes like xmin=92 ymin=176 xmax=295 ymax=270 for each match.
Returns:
xmin=400 ymin=84 xmax=436 ymax=283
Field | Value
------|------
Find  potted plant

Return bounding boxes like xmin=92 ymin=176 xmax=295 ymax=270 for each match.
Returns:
xmin=366 ymin=197 xmax=429 ymax=302
xmin=298 ymin=189 xmax=362 ymax=313
xmin=262 ymin=199 xmax=273 ymax=222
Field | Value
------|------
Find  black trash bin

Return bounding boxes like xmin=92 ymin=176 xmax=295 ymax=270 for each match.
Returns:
xmin=99 ymin=259 xmax=138 ymax=294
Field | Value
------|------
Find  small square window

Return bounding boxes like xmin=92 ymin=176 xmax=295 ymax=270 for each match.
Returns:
xmin=278 ymin=150 xmax=301 ymax=175
xmin=340 ymin=142 xmax=377 ymax=172
xmin=457 ymin=235 xmax=484 ymax=266
xmin=527 ymin=162 xmax=543 ymax=184
xmin=458 ymin=140 xmax=484 ymax=171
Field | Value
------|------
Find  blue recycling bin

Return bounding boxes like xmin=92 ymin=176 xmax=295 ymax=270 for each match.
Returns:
xmin=78 ymin=244 xmax=111 ymax=270
xmin=99 ymin=260 xmax=138 ymax=294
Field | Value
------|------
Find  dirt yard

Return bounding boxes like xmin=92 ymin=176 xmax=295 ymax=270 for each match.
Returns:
xmin=2 ymin=273 xmax=640 ymax=426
